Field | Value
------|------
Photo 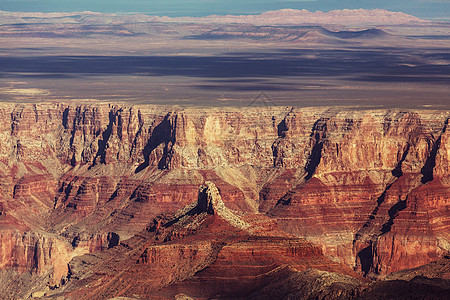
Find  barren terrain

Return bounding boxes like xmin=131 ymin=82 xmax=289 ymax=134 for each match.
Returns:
xmin=0 ymin=9 xmax=449 ymax=300
xmin=0 ymin=9 xmax=449 ymax=108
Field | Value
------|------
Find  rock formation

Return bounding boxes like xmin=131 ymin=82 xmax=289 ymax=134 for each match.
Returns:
xmin=0 ymin=102 xmax=448 ymax=298
xmin=197 ymin=181 xmax=250 ymax=230
xmin=35 ymin=177 xmax=359 ymax=299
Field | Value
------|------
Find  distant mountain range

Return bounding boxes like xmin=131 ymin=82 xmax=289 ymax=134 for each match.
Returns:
xmin=0 ymin=9 xmax=427 ymax=26
xmin=170 ymin=9 xmax=426 ymax=25
xmin=189 ymin=26 xmax=390 ymax=44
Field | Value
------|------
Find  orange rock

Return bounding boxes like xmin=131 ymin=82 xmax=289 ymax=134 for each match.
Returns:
xmin=0 ymin=103 xmax=447 ymax=297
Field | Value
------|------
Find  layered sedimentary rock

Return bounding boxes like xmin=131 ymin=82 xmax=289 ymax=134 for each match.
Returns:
xmin=0 ymin=102 xmax=448 ymax=298
xmin=44 ymin=180 xmax=358 ymax=299
xmin=266 ymin=110 xmax=449 ymax=277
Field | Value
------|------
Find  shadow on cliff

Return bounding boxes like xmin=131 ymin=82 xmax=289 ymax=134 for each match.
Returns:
xmin=135 ymin=114 xmax=173 ymax=173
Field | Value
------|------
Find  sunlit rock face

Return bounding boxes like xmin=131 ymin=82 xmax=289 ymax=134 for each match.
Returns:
xmin=0 ymin=103 xmax=448 ymax=297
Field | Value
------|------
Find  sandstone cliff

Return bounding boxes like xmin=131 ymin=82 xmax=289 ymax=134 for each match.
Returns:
xmin=0 ymin=102 xmax=448 ymax=298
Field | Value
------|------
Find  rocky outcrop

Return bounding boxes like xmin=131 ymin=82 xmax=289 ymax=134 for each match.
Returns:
xmin=357 ymin=256 xmax=450 ymax=299
xmin=0 ymin=103 xmax=448 ymax=297
xmin=0 ymin=229 xmax=85 ymax=289
xmin=197 ymin=181 xmax=250 ymax=230
xmin=247 ymin=268 xmax=362 ymax=300
xmin=265 ymin=110 xmax=450 ymax=277
xmin=38 ymin=183 xmax=359 ymax=299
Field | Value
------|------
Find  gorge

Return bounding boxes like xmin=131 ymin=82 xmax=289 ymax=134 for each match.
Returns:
xmin=0 ymin=102 xmax=448 ymax=299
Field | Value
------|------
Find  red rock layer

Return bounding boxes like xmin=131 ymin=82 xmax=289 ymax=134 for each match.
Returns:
xmin=51 ymin=205 xmax=360 ymax=300
xmin=154 ymin=237 xmax=359 ymax=299
xmin=0 ymin=103 xmax=447 ymax=293
xmin=0 ymin=230 xmax=75 ymax=285
xmin=264 ymin=110 xmax=449 ymax=276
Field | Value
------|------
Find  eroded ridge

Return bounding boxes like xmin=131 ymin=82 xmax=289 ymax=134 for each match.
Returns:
xmin=0 ymin=103 xmax=448 ymax=298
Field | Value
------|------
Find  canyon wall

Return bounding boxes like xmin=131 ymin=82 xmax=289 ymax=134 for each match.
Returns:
xmin=0 ymin=102 xmax=448 ymax=296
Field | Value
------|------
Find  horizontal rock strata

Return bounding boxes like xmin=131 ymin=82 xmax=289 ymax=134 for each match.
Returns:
xmin=0 ymin=102 xmax=448 ymax=297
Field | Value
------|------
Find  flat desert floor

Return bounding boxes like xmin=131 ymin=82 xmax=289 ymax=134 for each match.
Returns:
xmin=0 ymin=13 xmax=449 ymax=109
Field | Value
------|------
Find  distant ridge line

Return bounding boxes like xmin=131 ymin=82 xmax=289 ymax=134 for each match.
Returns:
xmin=0 ymin=9 xmax=427 ymax=26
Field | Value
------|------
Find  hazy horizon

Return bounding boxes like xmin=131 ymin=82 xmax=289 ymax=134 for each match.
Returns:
xmin=1 ymin=0 xmax=450 ymax=20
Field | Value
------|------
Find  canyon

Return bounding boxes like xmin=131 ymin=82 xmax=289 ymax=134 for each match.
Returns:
xmin=0 ymin=7 xmax=449 ymax=298
xmin=0 ymin=102 xmax=448 ymax=299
